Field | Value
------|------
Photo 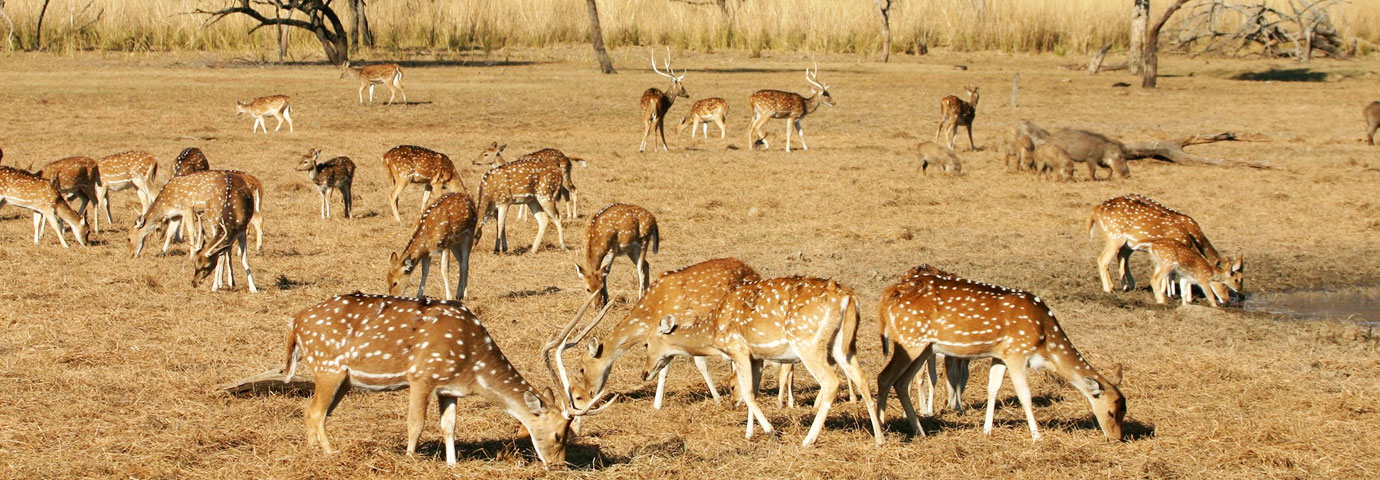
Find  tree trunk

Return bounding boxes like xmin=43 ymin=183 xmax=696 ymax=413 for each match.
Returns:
xmin=875 ymin=0 xmax=892 ymax=62
xmin=350 ymin=0 xmax=374 ymax=48
xmin=586 ymin=0 xmax=615 ymax=74
xmin=1142 ymin=0 xmax=1190 ymax=88
xmin=1129 ymin=0 xmax=1149 ymax=75
xmin=312 ymin=5 xmax=350 ymax=65
xmin=33 ymin=0 xmax=51 ymax=51
xmin=1123 ymin=132 xmax=1271 ymax=168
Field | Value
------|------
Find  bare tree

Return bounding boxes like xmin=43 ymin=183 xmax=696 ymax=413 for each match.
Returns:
xmin=349 ymin=0 xmax=374 ymax=49
xmin=1129 ymin=0 xmax=1149 ymax=74
xmin=196 ymin=0 xmax=350 ymax=65
xmin=586 ymin=0 xmax=616 ymax=73
xmin=875 ymin=0 xmax=892 ymax=62
xmin=1142 ymin=0 xmax=1190 ymax=88
xmin=33 ymin=0 xmax=51 ymax=51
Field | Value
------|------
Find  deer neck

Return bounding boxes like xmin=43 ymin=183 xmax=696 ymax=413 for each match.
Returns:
xmin=803 ymin=91 xmax=825 ymax=115
xmin=1033 ymin=322 xmax=1117 ymax=401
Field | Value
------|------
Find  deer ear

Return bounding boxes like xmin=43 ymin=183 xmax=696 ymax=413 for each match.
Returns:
xmin=574 ymin=263 xmax=586 ymax=278
xmin=598 ymin=253 xmax=615 ymax=271
xmin=1084 ymin=376 xmax=1104 ymax=397
xmin=488 ymin=141 xmax=498 ymax=148
xmin=1232 ymin=256 xmax=1245 ymax=273
xmin=524 ymin=390 xmax=546 ymax=415
xmin=497 ymin=144 xmax=506 ymax=153
xmin=587 ymin=337 xmax=603 ymax=358
xmin=390 ymin=252 xmax=399 ymax=264
xmin=1109 ymin=364 xmax=1124 ymax=386
xmin=657 ymin=315 xmax=677 ymax=335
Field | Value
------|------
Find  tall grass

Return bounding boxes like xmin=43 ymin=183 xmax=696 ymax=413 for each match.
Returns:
xmin=3 ymin=0 xmax=1378 ymax=57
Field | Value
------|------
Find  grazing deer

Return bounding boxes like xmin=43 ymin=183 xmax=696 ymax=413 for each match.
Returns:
xmin=218 ymin=170 xmax=265 ymax=254
xmin=340 ymin=61 xmax=407 ymax=106
xmin=475 ymin=145 xmax=586 ymax=221
xmin=747 ymin=65 xmax=834 ymax=152
xmin=235 ymin=95 xmax=294 ymax=133
xmin=173 ymin=147 xmax=209 ymax=177
xmin=915 ymin=141 xmax=962 ymax=175
xmin=875 ymin=266 xmax=1126 ymax=441
xmin=1366 ymin=101 xmax=1380 ymax=145
xmin=639 ymin=49 xmax=688 ymax=152
xmin=190 ymin=172 xmax=259 ymax=293
xmin=129 ymin=170 xmax=231 ymax=258
xmin=285 ymin=293 xmax=614 ymax=468
xmin=475 ymin=157 xmax=566 ymax=254
xmin=387 ymin=192 xmax=478 ymax=301
xmin=1032 ymin=142 xmax=1075 ymax=181
xmin=645 ymin=276 xmax=884 ymax=446
xmin=1143 ymin=239 xmax=1244 ymax=307
xmin=563 ymin=258 xmax=760 ymax=411
xmin=295 ymin=148 xmax=355 ymax=219
xmin=679 ymin=97 xmax=728 ymax=139
xmin=0 ymin=166 xmax=87 ymax=247
xmin=1087 ymin=193 xmax=1237 ymax=296
xmin=36 ymin=156 xmax=102 ymax=234
xmin=575 ymin=203 xmax=659 ymax=306
xmin=936 ymin=86 xmax=979 ymax=151
xmin=95 ymin=151 xmax=158 ymax=225
xmin=383 ymin=145 xmax=466 ymax=223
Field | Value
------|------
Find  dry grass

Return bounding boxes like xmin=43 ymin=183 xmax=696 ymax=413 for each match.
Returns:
xmin=3 ymin=0 xmax=1380 ymax=56
xmin=2 ymin=47 xmax=1380 ymax=478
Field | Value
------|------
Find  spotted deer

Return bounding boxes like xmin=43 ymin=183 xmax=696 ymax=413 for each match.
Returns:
xmin=235 ymin=95 xmax=294 ymax=133
xmin=645 ymin=276 xmax=884 ymax=446
xmin=639 ymin=48 xmax=688 ymax=152
xmin=340 ymin=61 xmax=407 ymax=106
xmin=129 ymin=170 xmax=232 ymax=258
xmin=474 ymin=145 xmax=586 ymax=221
xmin=387 ymin=192 xmax=478 ymax=301
xmin=189 ymin=172 xmax=259 ymax=293
xmin=95 ymin=151 xmax=158 ymax=225
xmin=575 ymin=203 xmax=659 ymax=307
xmin=747 ymin=65 xmax=834 ymax=152
xmin=383 ymin=145 xmax=466 ymax=223
xmin=916 ymin=141 xmax=962 ymax=175
xmin=560 ymin=258 xmax=759 ymax=411
xmin=1087 ymin=194 xmax=1239 ymax=297
xmin=36 ymin=156 xmax=102 ymax=234
xmin=875 ymin=266 xmax=1126 ymax=441
xmin=475 ymin=157 xmax=566 ymax=254
xmin=172 ymin=147 xmax=209 ymax=177
xmin=296 ymin=148 xmax=355 ymax=219
xmin=679 ymin=97 xmax=728 ymax=139
xmin=935 ymin=86 xmax=979 ymax=151
xmin=0 ymin=166 xmax=87 ymax=247
xmin=217 ymin=170 xmax=265 ymax=254
xmin=1144 ymin=239 xmax=1244 ymax=307
xmin=285 ymin=292 xmax=614 ymax=468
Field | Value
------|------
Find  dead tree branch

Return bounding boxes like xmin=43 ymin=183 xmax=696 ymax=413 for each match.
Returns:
xmin=1166 ymin=0 xmax=1351 ymax=60
xmin=1124 ymin=132 xmax=1272 ymax=168
xmin=218 ymin=369 xmax=316 ymax=396
xmin=194 ymin=0 xmax=349 ymax=64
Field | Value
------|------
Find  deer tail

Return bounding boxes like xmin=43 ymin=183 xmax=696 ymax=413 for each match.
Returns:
xmin=283 ymin=321 xmax=300 ymax=382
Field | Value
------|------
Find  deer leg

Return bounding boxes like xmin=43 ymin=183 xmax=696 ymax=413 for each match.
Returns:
xmin=537 ymin=198 xmax=565 ymax=250
xmin=305 ymin=369 xmax=349 ymax=454
xmin=965 ymin=124 xmax=976 ymax=151
xmin=653 ymin=363 xmax=670 ymax=410
xmin=273 ymin=113 xmax=285 ymax=132
xmin=284 ymin=108 xmax=294 ymax=132
xmin=420 ymin=184 xmax=432 ymax=211
xmin=1004 ymin=362 xmax=1041 ymax=440
xmin=494 ymin=204 xmax=510 ymax=253
xmin=32 ymin=211 xmax=44 ymax=244
xmin=358 ymin=83 xmax=366 ymax=105
xmin=251 ymin=214 xmax=263 ymax=255
xmin=389 ymin=181 xmax=407 ymax=222
xmin=46 ymin=210 xmax=70 ymax=247
xmin=732 ymin=352 xmax=773 ymax=438
xmin=797 ymin=347 xmax=841 ymax=446
xmin=405 ymin=382 xmax=432 ymax=456
xmin=396 ymin=77 xmax=407 ymax=104
xmin=387 ymin=83 xmax=397 ymax=105
xmin=239 ymin=233 xmax=257 ymax=293
xmin=341 ymin=183 xmax=353 ymax=219
xmin=319 ymin=189 xmax=328 ymax=218
xmin=784 ymin=119 xmax=793 ymax=152
xmin=439 ymin=249 xmax=452 ymax=301
xmin=438 ymin=395 xmax=458 ymax=465
xmin=918 ymin=353 xmax=936 ymax=416
xmin=1181 ymin=277 xmax=1197 ymax=306
xmin=833 ymin=338 xmax=883 ymax=446
xmin=1096 ymin=239 xmax=1122 ymax=293
xmin=527 ymin=201 xmax=548 ymax=255
xmin=944 ymin=356 xmax=971 ymax=414
xmin=416 ymin=254 xmax=432 ymax=299
xmin=694 ymin=356 xmax=721 ymax=403
xmin=797 ymin=120 xmax=808 ymax=151
xmin=1119 ymin=244 xmax=1137 ymax=291
xmin=640 ymin=115 xmax=653 ymax=152
xmin=982 ymin=362 xmax=1007 ymax=435
xmin=453 ymin=241 xmax=470 ymax=300
xmin=368 ymin=85 xmax=376 ymax=106
xmin=776 ymin=363 xmax=793 ymax=409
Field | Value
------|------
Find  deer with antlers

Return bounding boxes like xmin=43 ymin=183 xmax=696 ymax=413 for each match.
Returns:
xmin=387 ymin=192 xmax=478 ymax=301
xmin=561 ymin=258 xmax=759 ymax=411
xmin=285 ymin=292 xmax=614 ymax=468
xmin=475 ymin=156 xmax=566 ymax=255
xmin=340 ymin=61 xmax=407 ymax=106
xmin=189 ymin=172 xmax=259 ymax=293
xmin=1088 ymin=194 xmax=1242 ymax=300
xmin=235 ymin=95 xmax=294 ymax=133
xmin=575 ymin=203 xmax=659 ymax=307
xmin=383 ymin=145 xmax=466 ymax=223
xmin=0 ymin=166 xmax=87 ymax=247
xmin=747 ymin=65 xmax=834 ymax=152
xmin=936 ymin=86 xmax=979 ymax=151
xmin=679 ymin=97 xmax=728 ymax=139
xmin=36 ymin=156 xmax=103 ymax=234
xmin=644 ymin=276 xmax=883 ymax=446
xmin=473 ymin=144 xmax=586 ymax=221
xmin=639 ymin=48 xmax=688 ymax=152
xmin=875 ymin=265 xmax=1127 ymax=441
xmin=296 ymin=148 xmax=355 ymax=219
xmin=95 ymin=151 xmax=158 ymax=225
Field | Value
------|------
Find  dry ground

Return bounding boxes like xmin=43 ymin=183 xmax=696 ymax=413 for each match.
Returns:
xmin=1 ymin=47 xmax=1378 ymax=479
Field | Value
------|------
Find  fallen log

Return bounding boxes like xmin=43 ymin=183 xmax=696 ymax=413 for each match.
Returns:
xmin=218 ymin=368 xmax=315 ymax=396
xmin=1123 ymin=132 xmax=1272 ymax=169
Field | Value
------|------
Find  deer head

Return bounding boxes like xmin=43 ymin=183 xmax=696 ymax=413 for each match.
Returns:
xmin=964 ymin=85 xmax=980 ymax=106
xmin=295 ymin=148 xmax=322 ymax=171
xmin=471 ymin=142 xmax=507 ymax=168
xmin=805 ymin=63 xmax=834 ymax=107
xmin=651 ymin=47 xmax=688 ymax=99
xmin=338 ymin=61 xmax=354 ymax=79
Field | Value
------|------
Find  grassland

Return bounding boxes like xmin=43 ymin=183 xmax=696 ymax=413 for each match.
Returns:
xmin=0 ymin=47 xmax=1379 ymax=478
xmin=3 ymin=0 xmax=1380 ymax=57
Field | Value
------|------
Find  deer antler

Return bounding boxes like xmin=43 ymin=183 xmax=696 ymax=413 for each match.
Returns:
xmin=651 ymin=48 xmax=675 ymax=80
xmin=805 ymin=61 xmax=828 ymax=91
xmin=542 ymin=292 xmax=620 ymax=410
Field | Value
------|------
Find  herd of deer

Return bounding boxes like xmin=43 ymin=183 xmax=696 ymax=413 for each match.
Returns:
xmin=17 ymin=50 xmax=1349 ymax=471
